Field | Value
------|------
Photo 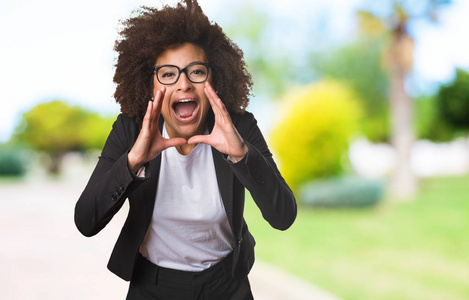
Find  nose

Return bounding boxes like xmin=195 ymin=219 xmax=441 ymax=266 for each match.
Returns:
xmin=176 ymin=71 xmax=193 ymax=91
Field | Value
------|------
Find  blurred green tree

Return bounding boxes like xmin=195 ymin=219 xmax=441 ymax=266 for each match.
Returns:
xmin=224 ymin=1 xmax=451 ymax=200
xmin=310 ymin=37 xmax=390 ymax=142
xmin=359 ymin=0 xmax=451 ymax=199
xmin=270 ymin=80 xmax=362 ymax=193
xmin=81 ymin=112 xmax=116 ymax=150
xmin=414 ymin=94 xmax=454 ymax=141
xmin=224 ymin=4 xmax=293 ymax=99
xmin=437 ymin=69 xmax=469 ymax=133
xmin=13 ymin=100 xmax=114 ymax=174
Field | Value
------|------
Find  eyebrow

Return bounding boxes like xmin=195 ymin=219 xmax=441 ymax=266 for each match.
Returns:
xmin=154 ymin=61 xmax=207 ymax=67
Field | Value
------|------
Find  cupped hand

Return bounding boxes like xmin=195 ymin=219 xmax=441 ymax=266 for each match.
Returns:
xmin=188 ymin=82 xmax=248 ymax=162
xmin=128 ymin=87 xmax=187 ymax=173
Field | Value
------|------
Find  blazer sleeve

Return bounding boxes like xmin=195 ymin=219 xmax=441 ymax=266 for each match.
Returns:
xmin=74 ymin=114 xmax=148 ymax=237
xmin=229 ymin=112 xmax=297 ymax=230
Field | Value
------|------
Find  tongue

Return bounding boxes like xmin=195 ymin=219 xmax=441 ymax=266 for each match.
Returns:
xmin=174 ymin=101 xmax=197 ymax=118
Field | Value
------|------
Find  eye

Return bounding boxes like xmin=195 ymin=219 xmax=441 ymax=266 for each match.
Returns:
xmin=157 ymin=66 xmax=178 ymax=80
xmin=190 ymin=68 xmax=207 ymax=76
xmin=161 ymin=72 xmax=176 ymax=78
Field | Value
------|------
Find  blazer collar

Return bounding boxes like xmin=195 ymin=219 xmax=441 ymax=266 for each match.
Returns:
xmin=203 ymin=112 xmax=235 ymax=229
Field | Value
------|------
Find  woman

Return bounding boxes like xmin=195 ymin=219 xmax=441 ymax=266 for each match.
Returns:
xmin=74 ymin=1 xmax=297 ymax=299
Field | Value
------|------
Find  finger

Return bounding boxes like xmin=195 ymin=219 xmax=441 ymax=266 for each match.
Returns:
xmin=204 ymin=81 xmax=213 ymax=95
xmin=152 ymin=82 xmax=158 ymax=100
xmin=163 ymin=137 xmax=187 ymax=149
xmin=205 ymin=82 xmax=228 ymax=118
xmin=150 ymin=90 xmax=160 ymax=124
xmin=187 ymin=135 xmax=211 ymax=146
xmin=154 ymin=87 xmax=166 ymax=113
xmin=204 ymin=82 xmax=221 ymax=116
xmin=205 ymin=82 xmax=222 ymax=105
xmin=142 ymin=100 xmax=153 ymax=130
xmin=204 ymin=88 xmax=217 ymax=116
xmin=151 ymin=87 xmax=166 ymax=125
xmin=205 ymin=82 xmax=220 ymax=108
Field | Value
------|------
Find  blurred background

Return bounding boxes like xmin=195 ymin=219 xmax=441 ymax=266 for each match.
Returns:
xmin=1 ymin=0 xmax=468 ymax=299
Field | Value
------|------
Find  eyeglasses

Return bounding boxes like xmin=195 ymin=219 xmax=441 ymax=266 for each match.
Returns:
xmin=153 ymin=62 xmax=210 ymax=85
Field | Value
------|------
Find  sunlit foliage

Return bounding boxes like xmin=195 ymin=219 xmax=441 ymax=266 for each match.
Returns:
xmin=13 ymin=101 xmax=114 ymax=174
xmin=270 ymin=80 xmax=362 ymax=193
xmin=437 ymin=69 xmax=469 ymax=132
xmin=414 ymin=94 xmax=454 ymax=141
xmin=310 ymin=39 xmax=390 ymax=142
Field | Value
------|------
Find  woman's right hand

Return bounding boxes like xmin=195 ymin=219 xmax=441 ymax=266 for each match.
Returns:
xmin=127 ymin=86 xmax=186 ymax=174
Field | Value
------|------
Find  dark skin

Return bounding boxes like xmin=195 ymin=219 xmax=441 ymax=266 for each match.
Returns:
xmin=127 ymin=44 xmax=248 ymax=174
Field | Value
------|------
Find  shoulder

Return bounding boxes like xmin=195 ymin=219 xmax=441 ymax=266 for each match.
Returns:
xmin=112 ymin=113 xmax=141 ymax=132
xmin=115 ymin=113 xmax=139 ymax=125
xmin=230 ymin=111 xmax=256 ymax=131
xmin=106 ymin=113 xmax=141 ymax=149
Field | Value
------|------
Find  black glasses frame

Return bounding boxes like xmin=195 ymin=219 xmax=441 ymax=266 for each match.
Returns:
xmin=153 ymin=62 xmax=210 ymax=85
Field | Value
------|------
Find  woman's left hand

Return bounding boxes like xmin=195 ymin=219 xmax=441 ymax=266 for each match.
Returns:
xmin=188 ymin=81 xmax=248 ymax=162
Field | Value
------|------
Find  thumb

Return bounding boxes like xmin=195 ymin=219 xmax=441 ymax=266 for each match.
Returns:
xmin=188 ymin=135 xmax=211 ymax=146
xmin=165 ymin=137 xmax=187 ymax=148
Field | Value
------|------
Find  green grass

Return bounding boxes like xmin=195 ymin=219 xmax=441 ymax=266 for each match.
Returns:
xmin=244 ymin=176 xmax=469 ymax=300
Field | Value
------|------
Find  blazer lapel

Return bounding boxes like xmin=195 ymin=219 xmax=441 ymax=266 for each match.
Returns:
xmin=132 ymin=118 xmax=164 ymax=226
xmin=139 ymin=154 xmax=161 ymax=225
xmin=212 ymin=148 xmax=234 ymax=231
xmin=206 ymin=112 xmax=235 ymax=231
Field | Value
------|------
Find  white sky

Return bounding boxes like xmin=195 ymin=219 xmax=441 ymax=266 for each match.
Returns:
xmin=1 ymin=0 xmax=468 ymax=142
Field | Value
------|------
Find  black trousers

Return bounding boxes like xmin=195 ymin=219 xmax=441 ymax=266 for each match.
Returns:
xmin=126 ymin=253 xmax=254 ymax=300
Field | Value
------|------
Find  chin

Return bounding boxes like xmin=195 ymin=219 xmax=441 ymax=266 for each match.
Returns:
xmin=168 ymin=119 xmax=205 ymax=139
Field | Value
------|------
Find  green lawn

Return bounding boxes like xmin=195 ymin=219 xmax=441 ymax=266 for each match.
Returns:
xmin=245 ymin=176 xmax=469 ymax=300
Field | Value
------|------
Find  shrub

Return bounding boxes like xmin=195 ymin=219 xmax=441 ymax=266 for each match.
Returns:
xmin=270 ymin=80 xmax=362 ymax=193
xmin=298 ymin=176 xmax=384 ymax=207
xmin=414 ymin=94 xmax=454 ymax=142
xmin=0 ymin=144 xmax=27 ymax=177
xmin=437 ymin=68 xmax=469 ymax=131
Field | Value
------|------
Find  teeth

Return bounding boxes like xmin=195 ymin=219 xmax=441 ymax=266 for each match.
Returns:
xmin=173 ymin=99 xmax=198 ymax=119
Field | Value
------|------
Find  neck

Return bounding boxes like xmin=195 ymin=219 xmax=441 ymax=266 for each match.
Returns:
xmin=175 ymin=143 xmax=197 ymax=156
xmin=163 ymin=122 xmax=207 ymax=156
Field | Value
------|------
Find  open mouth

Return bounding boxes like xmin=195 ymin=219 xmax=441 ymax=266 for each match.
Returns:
xmin=172 ymin=99 xmax=199 ymax=120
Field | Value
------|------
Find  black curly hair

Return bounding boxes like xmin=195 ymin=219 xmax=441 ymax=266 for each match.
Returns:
xmin=113 ymin=0 xmax=253 ymax=120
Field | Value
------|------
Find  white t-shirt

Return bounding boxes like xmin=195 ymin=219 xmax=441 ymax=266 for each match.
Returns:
xmin=139 ymin=124 xmax=234 ymax=272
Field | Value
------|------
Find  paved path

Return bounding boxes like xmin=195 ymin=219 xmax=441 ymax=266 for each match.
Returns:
xmin=0 ymin=160 xmax=340 ymax=299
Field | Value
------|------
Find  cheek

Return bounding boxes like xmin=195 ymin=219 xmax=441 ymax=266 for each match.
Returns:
xmin=152 ymin=78 xmax=161 ymax=98
xmin=198 ymin=87 xmax=210 ymax=110
xmin=200 ymin=97 xmax=211 ymax=118
xmin=208 ymin=75 xmax=215 ymax=89
xmin=153 ymin=79 xmax=170 ymax=113
xmin=160 ymin=94 xmax=172 ymax=116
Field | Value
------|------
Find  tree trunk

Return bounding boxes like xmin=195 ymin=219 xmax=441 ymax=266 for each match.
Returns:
xmin=47 ymin=153 xmax=64 ymax=175
xmin=388 ymin=30 xmax=417 ymax=200
xmin=389 ymin=69 xmax=416 ymax=199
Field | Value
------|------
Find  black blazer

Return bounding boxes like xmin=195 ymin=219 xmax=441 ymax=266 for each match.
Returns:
xmin=75 ymin=111 xmax=296 ymax=281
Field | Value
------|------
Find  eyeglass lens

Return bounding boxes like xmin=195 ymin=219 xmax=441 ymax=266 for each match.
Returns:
xmin=157 ymin=64 xmax=208 ymax=85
